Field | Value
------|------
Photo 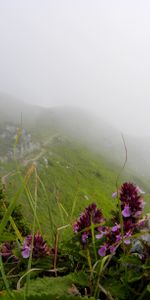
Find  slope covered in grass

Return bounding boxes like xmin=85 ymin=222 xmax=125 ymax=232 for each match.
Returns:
xmin=3 ymin=136 xmax=150 ymax=244
xmin=1 ymin=95 xmax=150 ymax=243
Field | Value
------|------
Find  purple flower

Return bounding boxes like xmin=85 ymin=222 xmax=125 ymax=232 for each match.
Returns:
xmin=120 ymin=182 xmax=139 ymax=203
xmin=122 ymin=204 xmax=131 ymax=218
xmin=96 ymin=232 xmax=105 ymax=239
xmin=109 ymin=245 xmax=116 ymax=254
xmin=22 ymin=246 xmax=30 ymax=258
xmin=124 ymin=239 xmax=131 ymax=245
xmin=112 ymin=223 xmax=120 ymax=232
xmin=73 ymin=203 xmax=104 ymax=244
xmin=33 ymin=231 xmax=49 ymax=258
xmin=0 ymin=243 xmax=12 ymax=261
xmin=73 ymin=224 xmax=79 ymax=233
xmin=96 ymin=182 xmax=146 ymax=258
xmin=81 ymin=232 xmax=89 ymax=243
xmin=112 ymin=192 xmax=117 ymax=199
xmin=120 ymin=182 xmax=144 ymax=220
xmin=21 ymin=232 xmax=49 ymax=259
xmin=21 ymin=234 xmax=32 ymax=259
xmin=96 ymin=226 xmax=109 ymax=239
xmin=98 ymin=244 xmax=108 ymax=257
xmin=116 ymin=234 xmax=122 ymax=243
xmin=119 ymin=182 xmax=145 ymax=235
xmin=133 ymin=210 xmax=142 ymax=218
xmin=124 ymin=231 xmax=132 ymax=245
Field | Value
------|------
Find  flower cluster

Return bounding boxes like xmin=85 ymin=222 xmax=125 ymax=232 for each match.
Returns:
xmin=120 ymin=182 xmax=144 ymax=232
xmin=96 ymin=223 xmax=132 ymax=256
xmin=0 ymin=242 xmax=12 ymax=261
xmin=73 ymin=203 xmax=104 ymax=244
xmin=97 ymin=182 xmax=145 ymax=256
xmin=22 ymin=231 xmax=50 ymax=259
xmin=73 ymin=182 xmax=145 ymax=257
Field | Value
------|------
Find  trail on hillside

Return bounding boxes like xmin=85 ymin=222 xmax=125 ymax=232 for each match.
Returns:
xmin=22 ymin=133 xmax=59 ymax=166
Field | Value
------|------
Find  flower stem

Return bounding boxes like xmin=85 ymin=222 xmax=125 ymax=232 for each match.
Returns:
xmin=86 ymin=247 xmax=92 ymax=273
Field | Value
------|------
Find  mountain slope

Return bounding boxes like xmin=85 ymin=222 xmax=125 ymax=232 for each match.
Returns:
xmin=0 ymin=93 xmax=150 ymax=242
xmin=3 ymin=135 xmax=149 ymax=243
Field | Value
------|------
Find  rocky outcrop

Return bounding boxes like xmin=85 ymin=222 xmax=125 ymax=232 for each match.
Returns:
xmin=0 ymin=124 xmax=40 ymax=162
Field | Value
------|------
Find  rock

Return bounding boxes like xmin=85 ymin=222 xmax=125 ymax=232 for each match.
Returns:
xmin=130 ymin=214 xmax=150 ymax=256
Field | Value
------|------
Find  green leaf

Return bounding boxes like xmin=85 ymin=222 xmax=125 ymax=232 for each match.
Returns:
xmin=99 ymin=255 xmax=111 ymax=275
xmin=14 ymin=272 xmax=91 ymax=299
xmin=0 ymin=256 xmax=13 ymax=299
xmin=0 ymin=187 xmax=23 ymax=236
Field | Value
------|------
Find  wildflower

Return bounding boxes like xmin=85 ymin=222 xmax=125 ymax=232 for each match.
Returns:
xmin=111 ymin=223 xmax=120 ymax=232
xmin=109 ymin=245 xmax=117 ymax=254
xmin=22 ymin=246 xmax=30 ymax=258
xmin=122 ymin=204 xmax=131 ymax=218
xmin=133 ymin=210 xmax=142 ymax=218
xmin=112 ymin=192 xmax=117 ymax=199
xmin=81 ymin=232 xmax=89 ymax=244
xmin=73 ymin=203 xmax=104 ymax=244
xmin=124 ymin=238 xmax=130 ymax=245
xmin=120 ymin=182 xmax=144 ymax=220
xmin=119 ymin=182 xmax=145 ymax=234
xmin=21 ymin=231 xmax=49 ymax=259
xmin=33 ymin=231 xmax=50 ymax=258
xmin=120 ymin=182 xmax=139 ymax=203
xmin=124 ymin=231 xmax=132 ymax=245
xmin=96 ymin=226 xmax=109 ymax=239
xmin=0 ymin=242 xmax=12 ymax=261
xmin=97 ymin=182 xmax=145 ymax=257
xmin=123 ymin=219 xmax=134 ymax=232
xmin=21 ymin=234 xmax=32 ymax=258
xmin=98 ymin=244 xmax=108 ymax=256
xmin=73 ymin=223 xmax=80 ymax=234
xmin=116 ymin=234 xmax=122 ymax=243
xmin=96 ymin=232 xmax=105 ymax=239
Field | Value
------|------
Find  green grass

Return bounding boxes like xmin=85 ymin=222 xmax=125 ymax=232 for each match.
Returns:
xmin=1 ymin=135 xmax=150 ymax=299
xmin=3 ymin=136 xmax=150 ymax=244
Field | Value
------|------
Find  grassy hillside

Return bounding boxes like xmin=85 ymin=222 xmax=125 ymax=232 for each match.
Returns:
xmin=2 ymin=136 xmax=149 ymax=244
xmin=1 ymin=93 xmax=150 ymax=242
xmin=1 ymin=96 xmax=150 ymax=299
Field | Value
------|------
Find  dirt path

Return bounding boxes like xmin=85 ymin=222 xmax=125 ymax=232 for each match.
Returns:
xmin=22 ymin=133 xmax=59 ymax=167
xmin=22 ymin=148 xmax=46 ymax=167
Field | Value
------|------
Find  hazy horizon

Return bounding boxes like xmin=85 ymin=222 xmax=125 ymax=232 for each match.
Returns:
xmin=0 ymin=1 xmax=150 ymax=137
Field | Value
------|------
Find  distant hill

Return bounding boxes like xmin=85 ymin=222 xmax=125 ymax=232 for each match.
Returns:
xmin=0 ymin=92 xmax=44 ymax=128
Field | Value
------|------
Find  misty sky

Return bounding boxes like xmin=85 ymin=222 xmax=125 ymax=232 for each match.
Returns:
xmin=0 ymin=0 xmax=150 ymax=136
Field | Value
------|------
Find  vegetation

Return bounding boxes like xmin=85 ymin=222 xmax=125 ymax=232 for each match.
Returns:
xmin=0 ymin=138 xmax=150 ymax=299
xmin=0 ymin=98 xmax=150 ymax=299
xmin=0 ymin=172 xmax=150 ymax=299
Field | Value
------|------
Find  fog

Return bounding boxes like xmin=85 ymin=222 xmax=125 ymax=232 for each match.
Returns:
xmin=0 ymin=0 xmax=150 ymax=137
